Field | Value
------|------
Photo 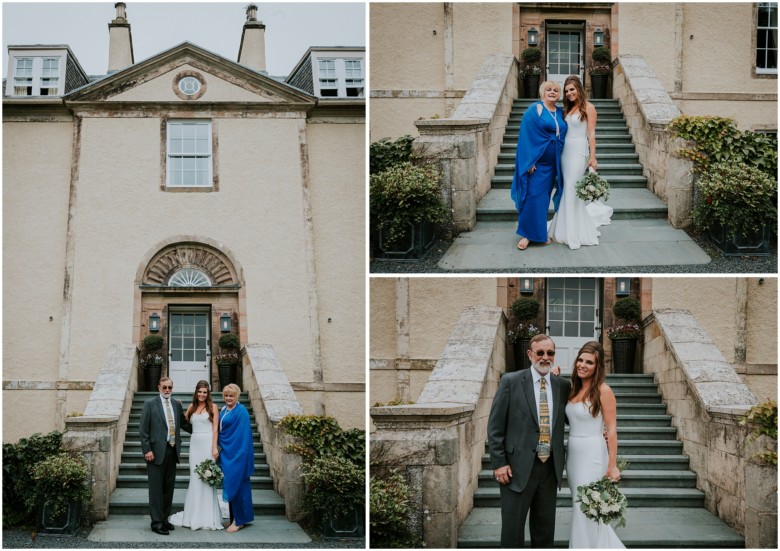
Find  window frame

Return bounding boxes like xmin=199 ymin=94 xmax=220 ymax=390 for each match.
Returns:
xmin=40 ymin=58 xmax=60 ymax=96
xmin=165 ymin=119 xmax=214 ymax=190
xmin=756 ymin=2 xmax=778 ymax=75
xmin=13 ymin=57 xmax=34 ymax=96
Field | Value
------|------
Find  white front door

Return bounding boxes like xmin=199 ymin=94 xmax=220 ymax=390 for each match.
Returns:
xmin=546 ymin=28 xmax=584 ymax=92
xmin=546 ymin=278 xmax=601 ymax=375
xmin=168 ymin=311 xmax=210 ymax=390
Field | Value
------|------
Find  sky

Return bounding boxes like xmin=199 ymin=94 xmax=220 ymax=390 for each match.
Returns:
xmin=1 ymin=1 xmax=366 ymax=77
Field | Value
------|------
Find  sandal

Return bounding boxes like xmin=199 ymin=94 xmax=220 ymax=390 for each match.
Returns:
xmin=517 ymin=238 xmax=530 ymax=250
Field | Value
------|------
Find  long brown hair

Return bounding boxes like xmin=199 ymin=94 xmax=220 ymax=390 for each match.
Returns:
xmin=563 ymin=75 xmax=588 ymax=122
xmin=568 ymin=341 xmax=606 ymax=417
xmin=188 ymin=380 xmax=215 ymax=422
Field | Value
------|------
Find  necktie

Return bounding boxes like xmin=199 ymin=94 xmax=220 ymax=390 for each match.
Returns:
xmin=537 ymin=378 xmax=551 ymax=462
xmin=164 ymin=398 xmax=176 ymax=446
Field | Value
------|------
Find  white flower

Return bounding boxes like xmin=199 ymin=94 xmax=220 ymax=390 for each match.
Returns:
xmin=590 ymin=490 xmax=600 ymax=501
xmin=582 ymin=495 xmax=590 ymax=505
xmin=588 ymin=507 xmax=598 ymax=517
xmin=599 ymin=503 xmax=610 ymax=515
xmin=204 ymin=469 xmax=212 ymax=478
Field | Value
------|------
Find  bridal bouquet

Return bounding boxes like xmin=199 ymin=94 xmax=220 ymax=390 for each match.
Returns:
xmin=195 ymin=459 xmax=224 ymax=487
xmin=575 ymin=476 xmax=628 ymax=528
xmin=575 ymin=167 xmax=610 ymax=202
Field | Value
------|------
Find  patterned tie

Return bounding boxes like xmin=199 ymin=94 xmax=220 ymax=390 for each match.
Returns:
xmin=537 ymin=377 xmax=551 ymax=462
xmin=164 ymin=398 xmax=176 ymax=446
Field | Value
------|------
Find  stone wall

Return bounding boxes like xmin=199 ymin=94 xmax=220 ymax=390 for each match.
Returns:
xmin=613 ymin=55 xmax=694 ymax=228
xmin=645 ymin=309 xmax=777 ymax=547
xmin=370 ymin=306 xmax=506 ymax=547
xmin=413 ymin=54 xmax=519 ymax=235
xmin=243 ymin=343 xmax=306 ymax=521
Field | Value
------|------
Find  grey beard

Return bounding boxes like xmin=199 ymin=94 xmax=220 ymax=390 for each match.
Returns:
xmin=533 ymin=361 xmax=551 ymax=375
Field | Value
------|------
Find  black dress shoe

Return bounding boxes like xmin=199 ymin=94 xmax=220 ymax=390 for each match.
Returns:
xmin=151 ymin=525 xmax=169 ymax=535
xmin=163 ymin=521 xmax=175 ymax=531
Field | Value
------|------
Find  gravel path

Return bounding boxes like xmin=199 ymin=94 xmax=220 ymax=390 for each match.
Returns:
xmin=371 ymin=229 xmax=777 ymax=274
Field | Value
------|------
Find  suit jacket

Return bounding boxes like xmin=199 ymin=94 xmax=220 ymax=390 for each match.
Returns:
xmin=139 ymin=395 xmax=191 ymax=465
xmin=487 ymin=369 xmax=571 ymax=493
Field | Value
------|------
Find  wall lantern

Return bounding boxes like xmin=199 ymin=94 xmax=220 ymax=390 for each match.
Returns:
xmin=615 ymin=278 xmax=631 ymax=296
xmin=220 ymin=313 xmax=232 ymax=333
xmin=520 ymin=278 xmax=535 ymax=295
xmin=149 ymin=313 xmax=161 ymax=332
xmin=593 ymin=28 xmax=605 ymax=47
xmin=528 ymin=28 xmax=539 ymax=47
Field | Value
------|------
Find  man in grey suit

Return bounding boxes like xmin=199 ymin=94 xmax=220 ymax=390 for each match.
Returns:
xmin=139 ymin=377 xmax=191 ymax=535
xmin=487 ymin=333 xmax=571 ymax=547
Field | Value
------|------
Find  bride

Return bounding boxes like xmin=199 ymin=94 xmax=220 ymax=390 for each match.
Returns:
xmin=168 ymin=380 xmax=224 ymax=530
xmin=566 ymin=342 xmax=625 ymax=548
xmin=548 ymin=76 xmax=613 ymax=249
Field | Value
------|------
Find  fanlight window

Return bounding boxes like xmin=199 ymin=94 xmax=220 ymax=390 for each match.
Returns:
xmin=168 ymin=268 xmax=211 ymax=287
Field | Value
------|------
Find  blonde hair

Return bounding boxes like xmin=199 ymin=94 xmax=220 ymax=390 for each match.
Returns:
xmin=222 ymin=383 xmax=241 ymax=397
xmin=538 ymin=80 xmax=561 ymax=99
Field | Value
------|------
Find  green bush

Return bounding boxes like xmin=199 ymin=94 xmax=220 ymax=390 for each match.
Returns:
xmin=370 ymin=471 xmax=422 ymax=548
xmin=370 ymin=162 xmax=447 ymax=247
xmin=218 ymin=333 xmax=240 ymax=350
xmin=300 ymin=455 xmax=365 ymax=518
xmin=612 ymin=297 xmax=641 ymax=322
xmin=510 ymin=297 xmax=540 ymax=321
xmin=668 ymin=115 xmax=778 ymax=177
xmin=740 ymin=400 xmax=778 ymax=465
xmin=592 ymin=46 xmax=611 ymax=63
xmin=370 ymin=135 xmax=415 ymax=174
xmin=142 ymin=335 xmax=164 ymax=351
xmin=521 ymin=46 xmax=542 ymax=65
xmin=3 ymin=431 xmax=63 ymax=526
xmin=276 ymin=414 xmax=365 ymax=466
xmin=692 ymin=161 xmax=777 ymax=237
xmin=26 ymin=452 xmax=91 ymax=520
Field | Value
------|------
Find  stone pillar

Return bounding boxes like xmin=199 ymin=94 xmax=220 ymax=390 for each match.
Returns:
xmin=238 ymin=4 xmax=267 ymax=72
xmin=744 ymin=434 xmax=778 ymax=548
xmin=107 ymin=2 xmax=134 ymax=73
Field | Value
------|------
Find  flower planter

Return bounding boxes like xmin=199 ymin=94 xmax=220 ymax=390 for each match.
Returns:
xmin=611 ymin=337 xmax=637 ymax=374
xmin=217 ymin=362 xmax=238 ymax=389
xmin=373 ymin=220 xmax=437 ymax=261
xmin=590 ymin=74 xmax=609 ymax=99
xmin=512 ymin=339 xmax=532 ymax=371
xmin=523 ymin=75 xmax=541 ymax=99
xmin=36 ymin=498 xmax=81 ymax=536
xmin=323 ymin=507 xmax=365 ymax=539
xmin=143 ymin=365 xmax=163 ymax=391
xmin=708 ymin=221 xmax=772 ymax=257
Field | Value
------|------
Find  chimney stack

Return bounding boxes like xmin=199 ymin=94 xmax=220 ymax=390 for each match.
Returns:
xmin=237 ymin=4 xmax=267 ymax=73
xmin=108 ymin=2 xmax=134 ymax=73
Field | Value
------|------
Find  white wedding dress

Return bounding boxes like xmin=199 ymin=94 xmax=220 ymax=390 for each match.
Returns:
xmin=168 ymin=412 xmax=224 ymax=530
xmin=566 ymin=401 xmax=625 ymax=549
xmin=548 ymin=112 xmax=613 ymax=249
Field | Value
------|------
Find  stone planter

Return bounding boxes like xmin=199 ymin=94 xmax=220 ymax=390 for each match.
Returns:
xmin=707 ymin=220 xmax=772 ymax=257
xmin=36 ymin=498 xmax=81 ymax=536
xmin=143 ymin=365 xmax=162 ymax=391
xmin=512 ymin=338 xmax=532 ymax=371
xmin=323 ymin=507 xmax=365 ymax=539
xmin=523 ymin=75 xmax=540 ymax=99
xmin=373 ymin=220 xmax=437 ymax=261
xmin=590 ymin=73 xmax=609 ymax=99
xmin=611 ymin=337 xmax=637 ymax=373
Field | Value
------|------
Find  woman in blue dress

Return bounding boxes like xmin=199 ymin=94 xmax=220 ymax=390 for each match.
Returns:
xmin=218 ymin=383 xmax=254 ymax=532
xmin=511 ymin=80 xmax=568 ymax=250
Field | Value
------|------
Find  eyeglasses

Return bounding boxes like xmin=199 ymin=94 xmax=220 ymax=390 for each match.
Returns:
xmin=160 ymin=385 xmax=173 ymax=390
xmin=534 ymin=350 xmax=556 ymax=357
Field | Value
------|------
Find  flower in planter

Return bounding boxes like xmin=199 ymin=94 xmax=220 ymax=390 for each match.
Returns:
xmin=215 ymin=352 xmax=240 ymax=365
xmin=607 ymin=324 xmax=641 ymax=340
xmin=507 ymin=323 xmax=541 ymax=344
xmin=519 ymin=65 xmax=542 ymax=78
xmin=139 ymin=353 xmax=164 ymax=369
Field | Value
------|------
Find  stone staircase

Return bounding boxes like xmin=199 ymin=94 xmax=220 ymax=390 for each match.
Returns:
xmin=437 ymin=98 xmax=711 ymax=270
xmin=457 ymin=374 xmax=745 ymax=548
xmin=109 ymin=391 xmax=286 ymax=519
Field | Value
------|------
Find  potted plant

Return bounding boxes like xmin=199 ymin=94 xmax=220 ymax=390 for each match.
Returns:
xmin=508 ymin=297 xmax=541 ymax=370
xmin=26 ymin=452 xmax=91 ymax=536
xmin=370 ymin=162 xmax=447 ymax=260
xmin=140 ymin=334 xmax=164 ymax=390
xmin=589 ymin=46 xmax=611 ymax=99
xmin=520 ymin=46 xmax=542 ymax=98
xmin=607 ymin=296 xmax=641 ymax=373
xmin=216 ymin=333 xmax=240 ymax=389
xmin=692 ymin=161 xmax=776 ymax=256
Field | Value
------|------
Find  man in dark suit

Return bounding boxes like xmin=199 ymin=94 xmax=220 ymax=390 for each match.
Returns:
xmin=487 ymin=333 xmax=571 ymax=547
xmin=139 ymin=376 xmax=190 ymax=535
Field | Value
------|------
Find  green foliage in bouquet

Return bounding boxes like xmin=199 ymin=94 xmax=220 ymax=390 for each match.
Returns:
xmin=195 ymin=458 xmax=224 ymax=486
xmin=576 ymin=476 xmax=628 ymax=529
xmin=575 ymin=169 xmax=611 ymax=202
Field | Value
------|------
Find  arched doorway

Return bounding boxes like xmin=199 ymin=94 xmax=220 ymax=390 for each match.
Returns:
xmin=135 ymin=238 xmax=244 ymax=390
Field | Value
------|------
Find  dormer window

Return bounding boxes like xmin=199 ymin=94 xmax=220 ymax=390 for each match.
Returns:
xmin=40 ymin=58 xmax=60 ymax=96
xmin=344 ymin=59 xmax=364 ymax=97
xmin=13 ymin=58 xmax=33 ymax=96
xmin=318 ymin=60 xmax=338 ymax=97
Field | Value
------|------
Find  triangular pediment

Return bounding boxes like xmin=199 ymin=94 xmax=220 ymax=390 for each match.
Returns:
xmin=65 ymin=42 xmax=315 ymax=107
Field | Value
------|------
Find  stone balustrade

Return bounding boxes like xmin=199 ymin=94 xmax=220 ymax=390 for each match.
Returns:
xmin=645 ymin=309 xmax=776 ymax=548
xmin=370 ymin=306 xmax=506 ymax=547
xmin=613 ymin=55 xmax=694 ymax=228
xmin=242 ymin=343 xmax=306 ymax=521
xmin=413 ymin=54 xmax=519 ymax=236
xmin=62 ymin=344 xmax=138 ymax=521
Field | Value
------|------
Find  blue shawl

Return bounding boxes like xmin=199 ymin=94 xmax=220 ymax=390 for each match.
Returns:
xmin=218 ymin=403 xmax=255 ymax=501
xmin=510 ymin=101 xmax=567 ymax=212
